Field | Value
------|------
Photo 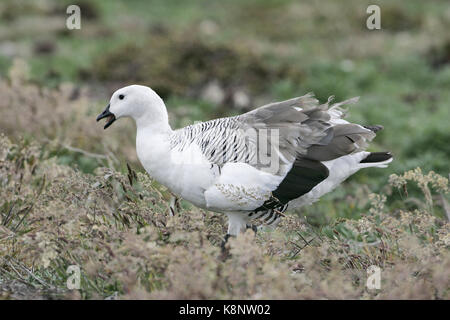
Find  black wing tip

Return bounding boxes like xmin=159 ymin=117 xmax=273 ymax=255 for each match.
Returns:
xmin=360 ymin=152 xmax=393 ymax=163
xmin=364 ymin=125 xmax=384 ymax=133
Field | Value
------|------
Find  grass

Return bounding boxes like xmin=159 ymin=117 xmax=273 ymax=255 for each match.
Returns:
xmin=0 ymin=135 xmax=448 ymax=299
xmin=0 ymin=0 xmax=449 ymax=299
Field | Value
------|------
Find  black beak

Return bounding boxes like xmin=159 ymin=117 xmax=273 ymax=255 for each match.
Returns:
xmin=96 ymin=104 xmax=116 ymax=129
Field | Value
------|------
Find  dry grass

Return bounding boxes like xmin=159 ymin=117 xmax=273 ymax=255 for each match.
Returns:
xmin=0 ymin=65 xmax=449 ymax=299
xmin=0 ymin=59 xmax=139 ymax=170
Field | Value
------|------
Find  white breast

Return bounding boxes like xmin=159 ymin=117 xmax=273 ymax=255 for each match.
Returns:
xmin=136 ymin=128 xmax=216 ymax=208
xmin=166 ymin=143 xmax=217 ymax=207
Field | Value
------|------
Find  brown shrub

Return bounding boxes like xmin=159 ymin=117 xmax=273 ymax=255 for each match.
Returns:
xmin=0 ymin=135 xmax=448 ymax=299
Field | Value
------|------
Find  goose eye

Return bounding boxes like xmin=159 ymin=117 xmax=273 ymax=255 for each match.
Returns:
xmin=119 ymin=94 xmax=125 ymax=100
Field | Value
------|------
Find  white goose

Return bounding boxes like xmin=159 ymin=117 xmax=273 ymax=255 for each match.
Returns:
xmin=97 ymin=85 xmax=392 ymax=239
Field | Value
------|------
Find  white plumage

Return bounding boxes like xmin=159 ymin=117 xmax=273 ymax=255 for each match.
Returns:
xmin=97 ymin=85 xmax=393 ymax=237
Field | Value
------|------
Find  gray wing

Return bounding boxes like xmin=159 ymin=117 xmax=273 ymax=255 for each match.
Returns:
xmin=171 ymin=93 xmax=377 ymax=182
xmin=238 ymin=93 xmax=376 ymax=164
xmin=239 ymin=93 xmax=380 ymax=210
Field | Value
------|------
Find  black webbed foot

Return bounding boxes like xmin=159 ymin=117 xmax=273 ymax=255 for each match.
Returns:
xmin=221 ymin=233 xmax=232 ymax=251
xmin=246 ymin=224 xmax=258 ymax=234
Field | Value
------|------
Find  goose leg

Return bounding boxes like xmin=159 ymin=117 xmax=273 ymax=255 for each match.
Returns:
xmin=169 ymin=195 xmax=180 ymax=216
xmin=221 ymin=233 xmax=232 ymax=251
xmin=221 ymin=213 xmax=254 ymax=255
xmin=246 ymin=224 xmax=258 ymax=234
xmin=221 ymin=224 xmax=257 ymax=252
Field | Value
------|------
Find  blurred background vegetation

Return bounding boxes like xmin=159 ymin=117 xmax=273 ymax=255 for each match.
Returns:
xmin=1 ymin=0 xmax=448 ymax=224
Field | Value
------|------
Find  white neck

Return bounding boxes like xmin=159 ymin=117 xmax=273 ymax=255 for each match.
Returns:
xmin=135 ymin=117 xmax=174 ymax=187
xmin=135 ymin=117 xmax=172 ymax=134
xmin=134 ymin=97 xmax=171 ymax=130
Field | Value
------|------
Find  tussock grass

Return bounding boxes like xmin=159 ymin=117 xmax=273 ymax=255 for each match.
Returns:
xmin=0 ymin=134 xmax=448 ymax=299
